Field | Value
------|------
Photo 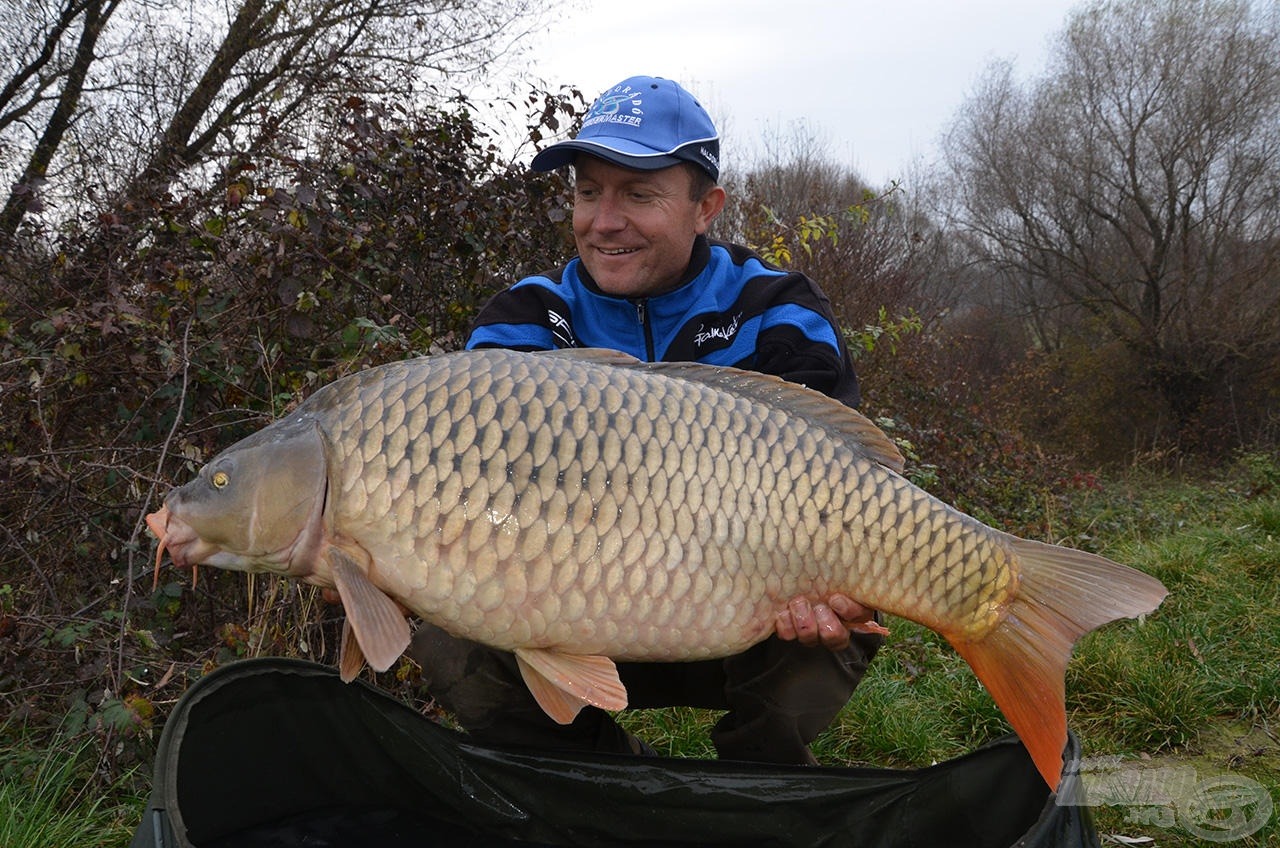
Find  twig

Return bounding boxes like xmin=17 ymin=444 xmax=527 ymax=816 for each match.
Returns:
xmin=1 ymin=523 xmax=62 ymax=614
xmin=114 ymin=315 xmax=194 ymax=688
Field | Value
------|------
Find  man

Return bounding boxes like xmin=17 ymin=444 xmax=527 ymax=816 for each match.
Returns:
xmin=410 ymin=75 xmax=884 ymax=765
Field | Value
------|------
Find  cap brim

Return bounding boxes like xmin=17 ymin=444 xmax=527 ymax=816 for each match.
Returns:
xmin=530 ymin=139 xmax=685 ymax=173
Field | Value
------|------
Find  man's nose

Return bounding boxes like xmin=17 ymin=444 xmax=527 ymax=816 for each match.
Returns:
xmin=590 ymin=194 xmax=626 ymax=232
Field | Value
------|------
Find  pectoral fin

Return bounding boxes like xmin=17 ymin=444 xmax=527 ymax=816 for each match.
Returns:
xmin=329 ymin=547 xmax=409 ymax=680
xmin=514 ymin=648 xmax=628 ymax=724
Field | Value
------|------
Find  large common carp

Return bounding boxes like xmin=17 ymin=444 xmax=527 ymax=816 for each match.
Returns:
xmin=147 ymin=348 xmax=1166 ymax=788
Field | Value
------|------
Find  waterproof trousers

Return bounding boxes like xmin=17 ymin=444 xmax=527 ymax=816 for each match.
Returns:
xmin=409 ymin=624 xmax=882 ymax=765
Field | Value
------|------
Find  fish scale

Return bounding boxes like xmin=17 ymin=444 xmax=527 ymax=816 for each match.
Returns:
xmin=147 ymin=347 xmax=1166 ymax=788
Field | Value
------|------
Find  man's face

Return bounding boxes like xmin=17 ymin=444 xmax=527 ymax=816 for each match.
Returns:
xmin=572 ymin=156 xmax=725 ymax=298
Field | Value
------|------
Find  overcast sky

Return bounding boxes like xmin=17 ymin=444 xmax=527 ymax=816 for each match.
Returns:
xmin=495 ymin=0 xmax=1084 ymax=187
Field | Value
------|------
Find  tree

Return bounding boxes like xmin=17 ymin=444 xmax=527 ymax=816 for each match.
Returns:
xmin=0 ymin=0 xmax=120 ymax=237
xmin=0 ymin=0 xmax=549 ymax=243
xmin=943 ymin=0 xmax=1280 ymax=447
xmin=719 ymin=121 xmax=929 ymax=337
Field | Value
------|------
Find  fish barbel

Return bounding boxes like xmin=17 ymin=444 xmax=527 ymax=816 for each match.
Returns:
xmin=146 ymin=348 xmax=1166 ymax=787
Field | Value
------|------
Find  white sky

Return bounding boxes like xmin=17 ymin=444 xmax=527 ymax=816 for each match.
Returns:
xmin=493 ymin=0 xmax=1083 ymax=187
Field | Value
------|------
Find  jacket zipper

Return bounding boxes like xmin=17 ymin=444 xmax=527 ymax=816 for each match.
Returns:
xmin=635 ymin=300 xmax=656 ymax=361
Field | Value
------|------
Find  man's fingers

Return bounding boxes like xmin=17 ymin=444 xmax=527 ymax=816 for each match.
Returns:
xmin=777 ymin=597 xmax=833 ymax=648
xmin=774 ymin=608 xmax=798 ymax=641
xmin=810 ymin=603 xmax=852 ymax=650
xmin=829 ymin=594 xmax=871 ymax=624
xmin=788 ymin=596 xmax=820 ymax=644
xmin=776 ymin=594 xmax=885 ymax=650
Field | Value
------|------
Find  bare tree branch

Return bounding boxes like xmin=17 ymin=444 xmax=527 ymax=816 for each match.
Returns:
xmin=944 ymin=0 xmax=1280 ymax=424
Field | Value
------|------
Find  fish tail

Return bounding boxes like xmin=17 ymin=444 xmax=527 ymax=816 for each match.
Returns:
xmin=946 ymin=537 xmax=1167 ymax=789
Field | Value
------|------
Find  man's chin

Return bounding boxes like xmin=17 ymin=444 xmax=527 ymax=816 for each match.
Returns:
xmin=587 ymin=270 xmax=644 ymax=298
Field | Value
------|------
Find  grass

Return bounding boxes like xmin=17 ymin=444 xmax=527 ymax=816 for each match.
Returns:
xmin=621 ymin=466 xmax=1280 ymax=846
xmin=6 ymin=465 xmax=1278 ymax=847
xmin=0 ymin=724 xmax=140 ymax=848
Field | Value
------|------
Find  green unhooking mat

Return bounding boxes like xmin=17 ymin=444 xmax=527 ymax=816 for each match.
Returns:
xmin=129 ymin=658 xmax=1099 ymax=847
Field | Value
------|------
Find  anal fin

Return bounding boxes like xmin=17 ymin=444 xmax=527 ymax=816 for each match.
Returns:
xmin=514 ymin=648 xmax=628 ymax=724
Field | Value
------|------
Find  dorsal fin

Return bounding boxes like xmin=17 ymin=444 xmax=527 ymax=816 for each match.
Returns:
xmin=532 ymin=349 xmax=904 ymax=473
xmin=670 ymin=364 xmax=904 ymax=472
xmin=536 ymin=347 xmax=644 ymax=366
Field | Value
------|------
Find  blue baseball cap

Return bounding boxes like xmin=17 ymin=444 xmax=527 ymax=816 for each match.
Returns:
xmin=531 ymin=76 xmax=720 ymax=181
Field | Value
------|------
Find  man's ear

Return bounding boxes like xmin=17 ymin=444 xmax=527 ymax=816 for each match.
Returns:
xmin=695 ymin=185 xmax=727 ymax=233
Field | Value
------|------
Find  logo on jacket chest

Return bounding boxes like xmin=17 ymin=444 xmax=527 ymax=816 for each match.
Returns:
xmin=547 ymin=309 xmax=577 ymax=348
xmin=693 ymin=312 xmax=743 ymax=347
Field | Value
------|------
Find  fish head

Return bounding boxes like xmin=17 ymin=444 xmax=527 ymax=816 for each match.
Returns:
xmin=147 ymin=416 xmax=329 ymax=583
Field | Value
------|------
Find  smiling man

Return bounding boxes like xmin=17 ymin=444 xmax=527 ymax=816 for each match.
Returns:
xmin=570 ymin=155 xmax=721 ymax=299
xmin=411 ymin=75 xmax=885 ymax=765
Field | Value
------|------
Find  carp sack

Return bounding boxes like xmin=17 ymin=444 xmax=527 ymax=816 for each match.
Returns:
xmin=146 ymin=348 xmax=1167 ymax=788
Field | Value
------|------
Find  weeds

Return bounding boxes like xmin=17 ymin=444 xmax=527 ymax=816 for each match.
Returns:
xmin=0 ymin=724 xmax=139 ymax=848
xmin=7 ymin=463 xmax=1280 ymax=846
xmin=620 ymin=463 xmax=1280 ymax=845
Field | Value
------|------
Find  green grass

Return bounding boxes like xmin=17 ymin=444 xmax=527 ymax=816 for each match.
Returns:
xmin=8 ymin=466 xmax=1279 ymax=847
xmin=0 ymin=725 xmax=140 ymax=848
xmin=622 ymin=468 xmax=1280 ymax=846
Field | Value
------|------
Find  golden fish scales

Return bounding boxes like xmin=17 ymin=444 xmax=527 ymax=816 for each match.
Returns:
xmin=310 ymin=352 xmax=1012 ymax=654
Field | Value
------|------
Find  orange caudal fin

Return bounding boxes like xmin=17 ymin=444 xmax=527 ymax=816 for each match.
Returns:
xmin=948 ymin=537 xmax=1167 ymax=790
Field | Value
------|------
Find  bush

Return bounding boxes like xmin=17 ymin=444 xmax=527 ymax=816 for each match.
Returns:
xmin=0 ymin=89 xmax=580 ymax=773
xmin=858 ymin=321 xmax=1083 ymax=539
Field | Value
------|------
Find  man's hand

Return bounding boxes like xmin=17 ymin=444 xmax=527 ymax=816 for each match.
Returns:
xmin=775 ymin=594 xmax=888 ymax=651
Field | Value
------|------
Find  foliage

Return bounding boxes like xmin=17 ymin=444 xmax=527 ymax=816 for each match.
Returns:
xmin=844 ymin=306 xmax=923 ymax=362
xmin=0 ymin=86 xmax=580 ymax=806
xmin=717 ymin=136 xmax=930 ymax=339
xmin=854 ymin=321 xmax=1085 ymax=538
xmin=969 ymin=335 xmax=1280 ymax=466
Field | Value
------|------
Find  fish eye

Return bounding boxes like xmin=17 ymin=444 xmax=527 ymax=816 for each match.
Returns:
xmin=211 ymin=470 xmax=230 ymax=489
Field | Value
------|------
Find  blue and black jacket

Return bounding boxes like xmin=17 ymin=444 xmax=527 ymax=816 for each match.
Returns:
xmin=466 ymin=237 xmax=861 ymax=409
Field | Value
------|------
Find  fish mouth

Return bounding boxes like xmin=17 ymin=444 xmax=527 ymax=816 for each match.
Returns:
xmin=146 ymin=505 xmax=220 ymax=589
